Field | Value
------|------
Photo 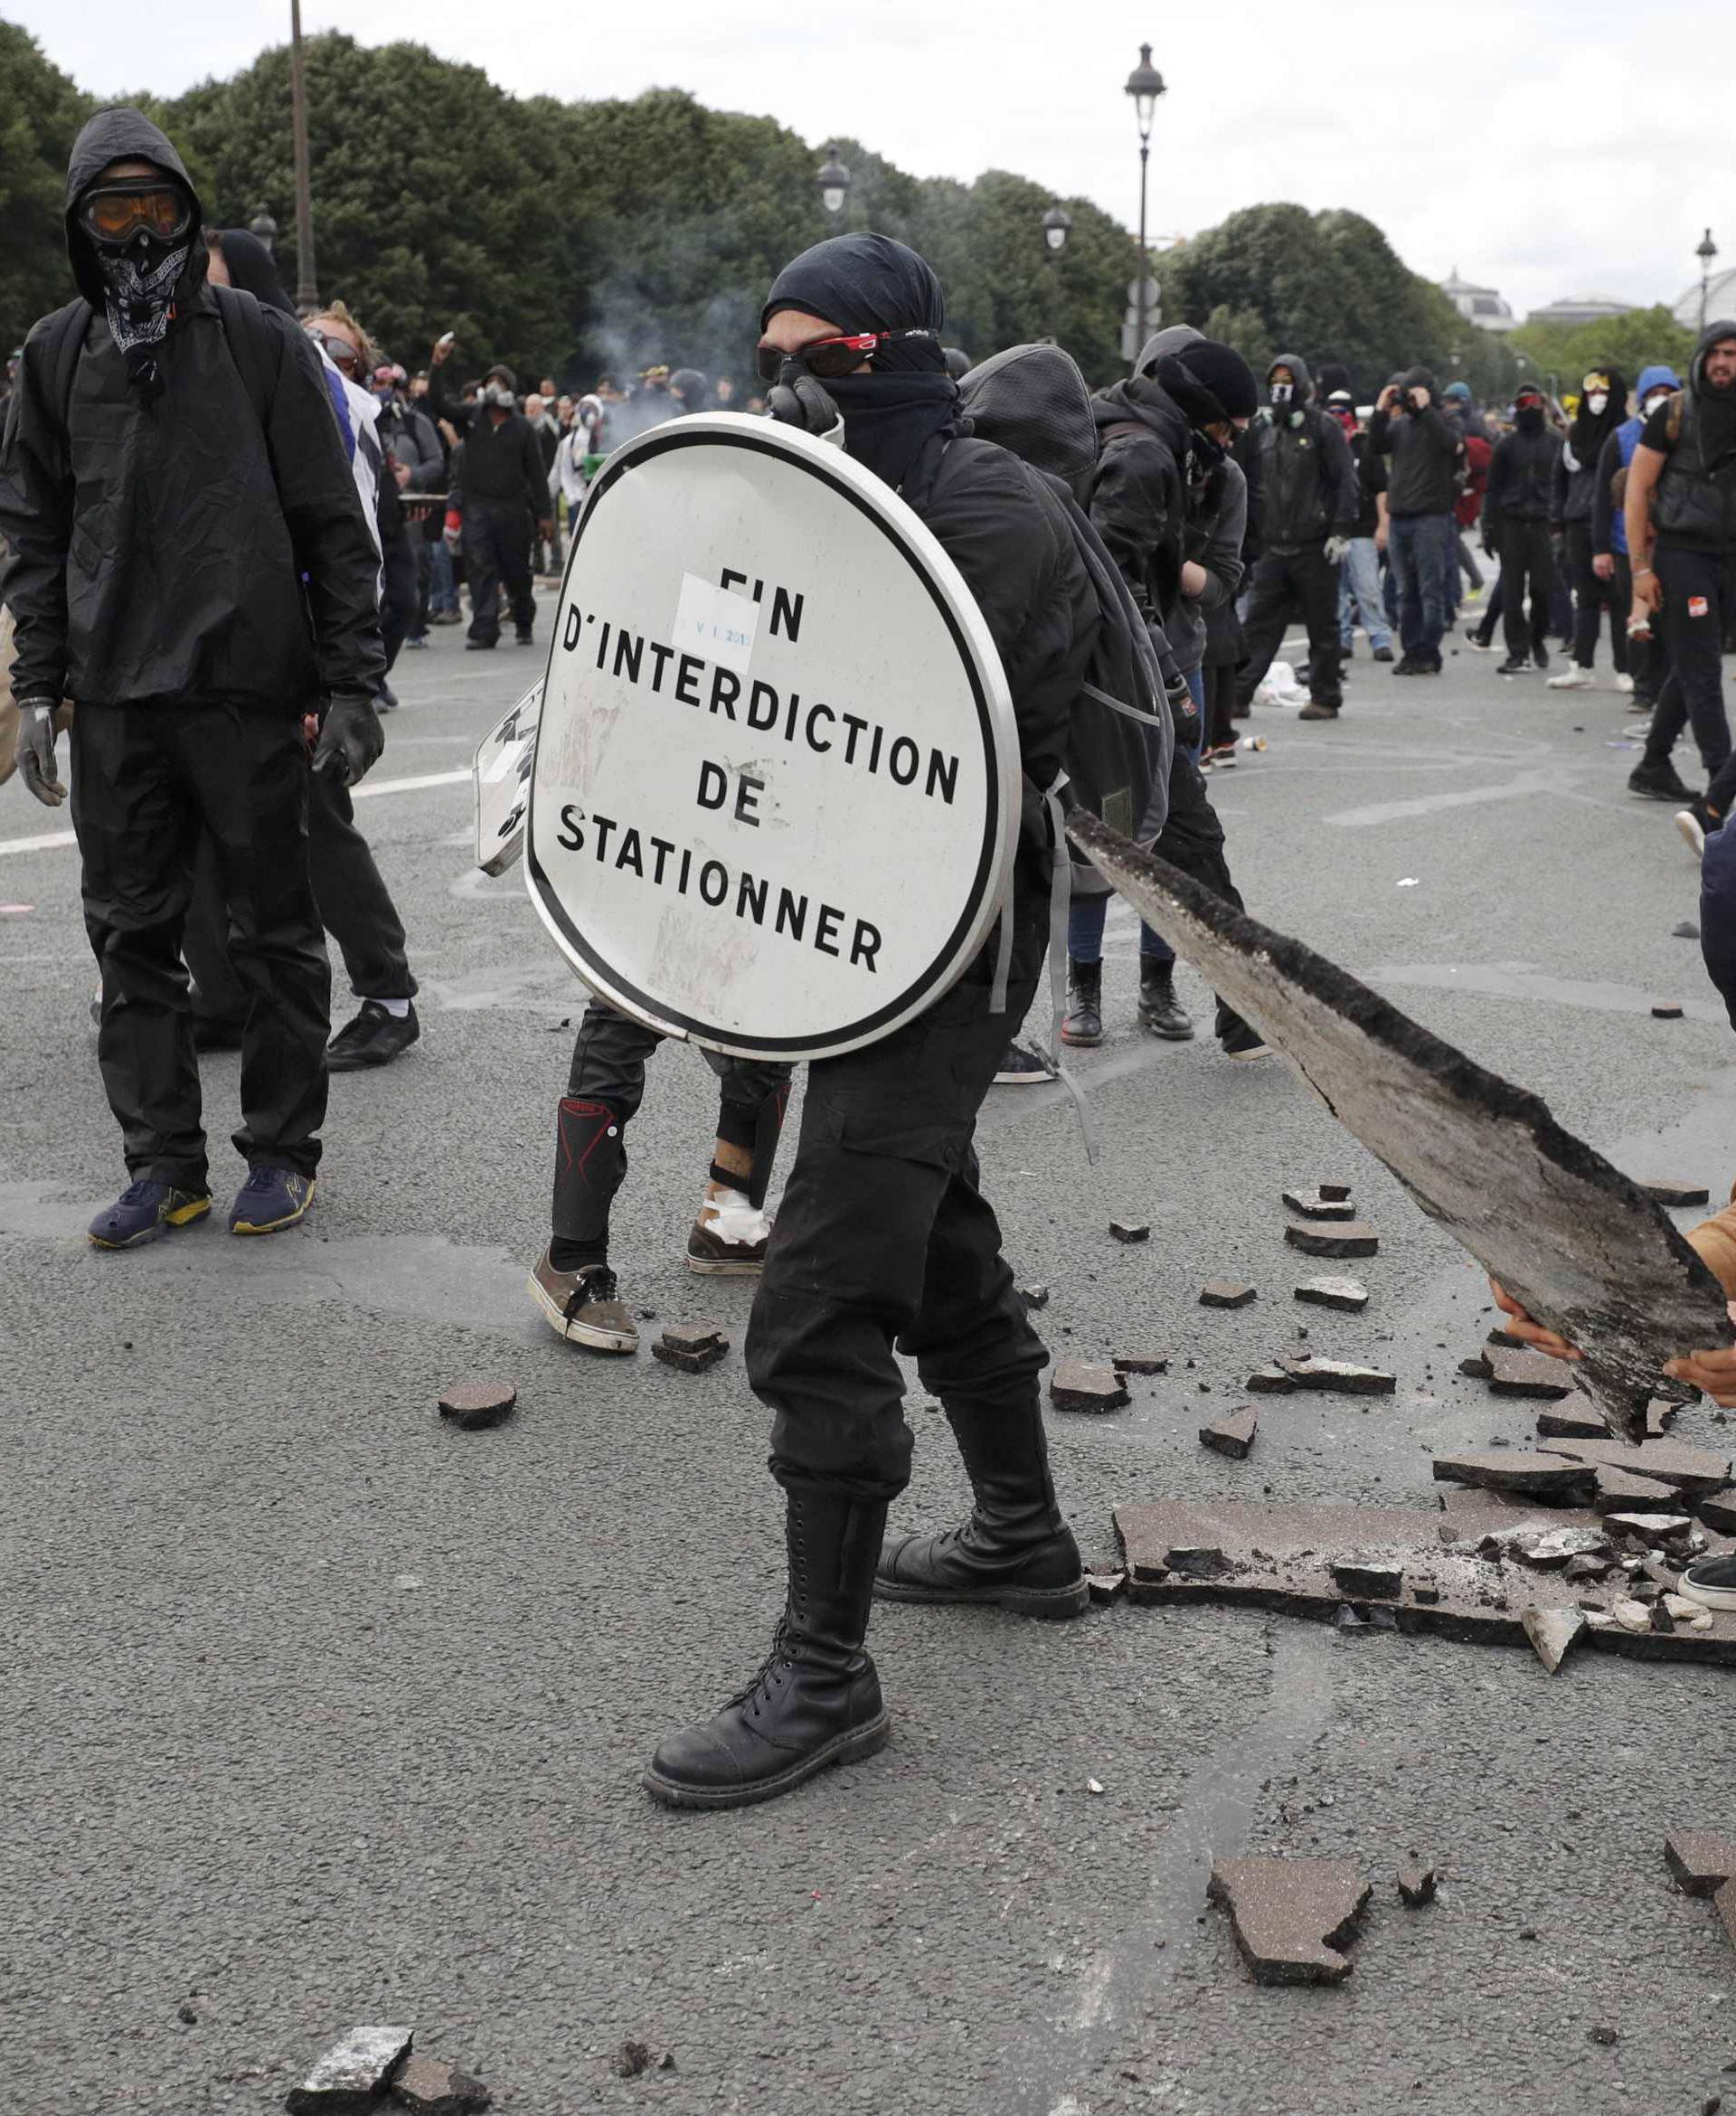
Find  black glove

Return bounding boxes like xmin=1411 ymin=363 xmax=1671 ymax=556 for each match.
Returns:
xmin=312 ymin=692 xmax=385 ymax=786
xmin=14 ymin=699 xmax=66 ymax=807
xmin=765 ymin=359 xmax=845 ymax=445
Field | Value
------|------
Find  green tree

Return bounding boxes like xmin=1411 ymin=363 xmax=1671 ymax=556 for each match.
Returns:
xmin=0 ymin=24 xmax=92 ymax=343
xmin=1507 ymin=304 xmax=1697 ymax=399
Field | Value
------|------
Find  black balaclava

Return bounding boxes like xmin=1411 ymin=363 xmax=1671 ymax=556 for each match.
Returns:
xmin=1514 ymin=392 xmax=1546 ymax=436
xmin=212 ymin=228 xmax=295 ymax=315
xmin=1568 ymin=364 xmax=1627 ymax=464
xmin=762 ymin=231 xmax=959 ymax=492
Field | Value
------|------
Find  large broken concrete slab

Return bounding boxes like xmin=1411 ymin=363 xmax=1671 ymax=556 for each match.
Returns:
xmin=1431 ymin=1451 xmax=1600 ymax=1504
xmin=1113 ymin=1497 xmax=1736 ymax=1666
xmin=1066 ymin=812 xmax=1733 ymax=1445
xmin=1532 ymin=1438 xmax=1733 ymax=1498
xmin=1208 ymin=1858 xmax=1371 ymax=1985
xmin=1466 ymin=1346 xmax=1578 ymax=1399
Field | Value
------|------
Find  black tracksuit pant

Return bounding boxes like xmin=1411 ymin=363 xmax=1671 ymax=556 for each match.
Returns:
xmin=1649 ymin=544 xmax=1736 ymax=804
xmin=1234 ymin=544 xmax=1342 ymax=710
xmin=1565 ymin=520 xmax=1628 ymax=673
xmin=1495 ymin=518 xmax=1554 ymax=662
xmin=464 ymin=500 xmax=536 ymax=646
xmin=551 ymin=1000 xmax=791 ymax=1264
xmin=747 ymin=880 xmax=1048 ymax=1499
xmin=380 ymin=517 xmax=419 ymax=674
xmin=71 ymin=702 xmax=329 ymax=1189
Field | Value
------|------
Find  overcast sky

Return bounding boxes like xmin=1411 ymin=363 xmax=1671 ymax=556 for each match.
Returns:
xmin=14 ymin=0 xmax=1728 ymax=325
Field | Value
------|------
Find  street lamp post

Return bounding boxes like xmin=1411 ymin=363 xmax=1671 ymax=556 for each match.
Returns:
xmin=250 ymin=210 xmax=278 ymax=256
xmin=817 ymin=146 xmax=852 ymax=223
xmin=1123 ymin=42 xmax=1166 ymax=366
xmin=1698 ymin=227 xmax=1719 ymax=335
xmin=1043 ymin=203 xmax=1071 ymax=345
xmin=288 ymin=0 xmax=318 ymax=309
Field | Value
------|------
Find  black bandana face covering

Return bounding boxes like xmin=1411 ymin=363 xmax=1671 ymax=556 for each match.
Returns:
xmin=96 ymin=238 xmax=189 ymax=397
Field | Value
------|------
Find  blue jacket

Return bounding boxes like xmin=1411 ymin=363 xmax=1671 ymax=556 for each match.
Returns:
xmin=1595 ymin=364 xmax=1682 ymax=557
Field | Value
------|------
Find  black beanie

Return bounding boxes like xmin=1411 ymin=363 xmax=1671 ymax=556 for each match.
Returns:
xmin=1170 ymin=338 xmax=1260 ymax=420
xmin=1315 ymin=360 xmax=1351 ymax=400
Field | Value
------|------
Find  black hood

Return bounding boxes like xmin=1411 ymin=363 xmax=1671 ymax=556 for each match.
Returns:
xmin=1691 ymin=319 xmax=1736 ymax=397
xmin=1399 ymin=364 xmax=1437 ymax=400
xmin=64 ymin=106 xmax=204 ymax=311
xmin=212 ymin=227 xmax=293 ymax=315
xmin=1267 ymin=352 xmax=1312 ymax=404
xmin=959 ymin=342 xmax=1096 ymax=500
xmin=1093 ymin=371 xmax=1193 ymax=465
xmin=1569 ymin=364 xmax=1628 ymax=462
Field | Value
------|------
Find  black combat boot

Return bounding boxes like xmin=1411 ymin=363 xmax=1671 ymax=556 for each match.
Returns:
xmin=875 ymin=1397 xmax=1089 ymax=1619
xmin=643 ymin=1487 xmax=891 ymax=1809
xmin=1137 ymin=958 xmax=1195 ymax=1040
xmin=1061 ymin=958 xmax=1103 ymax=1046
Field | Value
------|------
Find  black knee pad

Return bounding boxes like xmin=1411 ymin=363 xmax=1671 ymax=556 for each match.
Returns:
xmin=716 ymin=1073 xmax=792 ymax=1210
xmin=552 ymin=1097 xmax=628 ymax=1243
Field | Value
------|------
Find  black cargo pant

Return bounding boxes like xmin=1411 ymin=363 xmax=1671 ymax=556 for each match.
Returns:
xmin=552 ymin=999 xmax=792 ymax=1262
xmin=1234 ymin=543 xmax=1343 ymax=711
xmin=748 ymin=884 xmax=1048 ymax=1499
xmin=1565 ymin=520 xmax=1628 ymax=674
xmin=71 ymin=701 xmax=329 ymax=1189
xmin=464 ymin=500 xmax=536 ymax=646
xmin=1495 ymin=517 xmax=1554 ymax=662
xmin=1652 ymin=545 xmax=1736 ymax=808
xmin=184 ymin=766 xmax=418 ymax=1021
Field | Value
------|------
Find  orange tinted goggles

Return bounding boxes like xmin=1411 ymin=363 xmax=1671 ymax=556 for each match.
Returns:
xmin=80 ymin=185 xmax=193 ymax=244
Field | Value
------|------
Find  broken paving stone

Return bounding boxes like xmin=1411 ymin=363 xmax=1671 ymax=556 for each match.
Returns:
xmin=659 ymin=1322 xmax=726 ymax=1359
xmin=1247 ymin=1366 xmax=1298 ymax=1394
xmin=1699 ymin=1494 xmax=1736 ymax=1535
xmin=1295 ymin=1276 xmax=1370 ymax=1314
xmin=1538 ymin=1437 xmax=1734 ymax=1498
xmin=1112 ymin=1351 xmax=1169 ymax=1374
xmin=1641 ymin=1179 xmax=1712 ymax=1209
xmin=1200 ymin=1280 xmax=1257 ymax=1308
xmin=1482 ymin=1346 xmax=1577 ymax=1401
xmin=1521 ymin=1606 xmax=1588 ymax=1675
xmin=1109 ymin=1219 xmax=1150 ymax=1243
xmin=1652 ymin=1003 xmax=1685 ymax=1020
xmin=1431 ymin=1451 xmax=1599 ymax=1504
xmin=1207 ymin=1857 xmax=1372 ymax=1985
xmin=1050 ymin=1362 xmax=1129 ymax=1413
xmin=653 ymin=1340 xmax=729 ymax=1374
xmin=436 ymin=1381 xmax=517 ymax=1431
xmin=1282 ymin=1189 xmax=1358 ymax=1221
xmin=1018 ymin=1283 xmax=1050 ymax=1310
xmin=1318 ymin=1182 xmax=1353 ymax=1203
xmin=1164 ymin=1544 xmax=1236 ymax=1579
xmin=1507 ymin=1525 xmax=1612 ymax=1567
xmin=1397 ymin=1866 xmax=1438 ymax=1908
xmin=1662 ymin=1594 xmax=1715 ymax=1631
xmin=1605 ymin=1511 xmax=1694 ymax=1544
xmin=1612 ymin=1597 xmax=1654 ymax=1634
xmin=391 ymin=2057 xmax=491 ymax=2115
xmin=613 ymin=2043 xmax=652 ymax=2079
xmin=1279 ymin=1357 xmax=1396 ymax=1396
xmin=1200 ymin=1409 xmax=1259 ymax=1459
xmin=1331 ymin=1562 xmax=1402 ymax=1600
xmin=1663 ymin=1831 xmax=1736 ymax=1895
xmin=1536 ymin=1399 xmax=1615 ymax=1441
xmin=1590 ymin=1467 xmax=1694 ymax=1515
xmin=1646 ymin=1399 xmax=1679 ymax=1439
xmin=1285 ymin=1222 xmax=1379 ymax=1260
xmin=1563 ymin=1554 xmax=1612 ymax=1582
xmin=1086 ymin=1570 xmax=1127 ymax=1603
xmin=286 ymin=2027 xmax=414 ymax=2114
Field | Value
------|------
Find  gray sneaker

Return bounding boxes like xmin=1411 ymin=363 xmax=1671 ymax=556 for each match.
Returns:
xmin=528 ymin=1251 xmax=638 ymax=1352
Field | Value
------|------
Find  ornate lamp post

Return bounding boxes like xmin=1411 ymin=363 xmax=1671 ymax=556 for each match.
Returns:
xmin=1124 ymin=43 xmax=1166 ymax=363
xmin=817 ymin=146 xmax=852 ymax=222
xmin=289 ymin=0 xmax=318 ymax=308
xmin=1698 ymin=227 xmax=1719 ymax=335
xmin=249 ymin=210 xmax=278 ymax=255
xmin=1043 ymin=203 xmax=1072 ymax=344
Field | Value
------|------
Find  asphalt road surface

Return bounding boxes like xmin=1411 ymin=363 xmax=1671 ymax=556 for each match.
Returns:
xmin=5 ymin=593 xmax=1735 ymax=2116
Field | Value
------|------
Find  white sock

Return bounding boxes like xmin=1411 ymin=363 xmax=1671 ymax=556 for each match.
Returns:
xmin=365 ymin=997 xmax=411 ymax=1019
xmin=700 ymin=1185 xmax=771 ymax=1245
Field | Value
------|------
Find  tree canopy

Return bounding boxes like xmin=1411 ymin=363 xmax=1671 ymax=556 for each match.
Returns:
xmin=0 ymin=24 xmax=91 ymax=345
xmin=1506 ymin=304 xmax=1698 ymax=397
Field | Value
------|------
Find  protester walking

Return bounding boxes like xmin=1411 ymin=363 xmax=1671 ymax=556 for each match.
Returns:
xmin=1550 ymin=366 xmax=1631 ymax=690
xmin=1370 ymin=367 xmax=1463 ymax=675
xmin=1481 ymin=383 xmax=1561 ymax=675
xmin=428 ymin=340 xmax=550 ymax=649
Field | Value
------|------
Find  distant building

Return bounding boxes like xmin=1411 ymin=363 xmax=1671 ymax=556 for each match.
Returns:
xmin=1675 ymin=267 xmax=1736 ymax=330
xmin=1524 ymin=295 xmax=1636 ymax=329
xmin=1440 ymin=268 xmax=1516 ymax=334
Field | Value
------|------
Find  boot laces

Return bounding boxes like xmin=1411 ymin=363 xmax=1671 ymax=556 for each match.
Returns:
xmin=569 ymin=1264 xmax=619 ymax=1315
xmin=727 ymin=1620 xmax=795 ymax=1719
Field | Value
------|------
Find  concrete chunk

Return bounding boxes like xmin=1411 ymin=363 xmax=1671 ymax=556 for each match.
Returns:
xmin=661 ymin=1323 xmax=726 ymax=1356
xmin=1086 ymin=1570 xmax=1127 ymax=1603
xmin=653 ymin=1333 xmax=729 ymax=1374
xmin=1397 ymin=1866 xmax=1438 ymax=1907
xmin=1247 ymin=1366 xmax=1298 ymax=1393
xmin=1280 ymin=1357 xmax=1396 ymax=1396
xmin=1664 ymin=1830 xmax=1736 ymax=1896
xmin=1652 ymin=1002 xmax=1684 ymax=1019
xmin=1285 ymin=1221 xmax=1379 ymax=1259
xmin=286 ymin=2027 xmax=414 ymax=2114
xmin=1483 ymin=1346 xmax=1577 ymax=1400
xmin=1331 ymin=1562 xmax=1403 ymax=1600
xmin=1050 ymin=1362 xmax=1129 ymax=1414
xmin=1282 ymin=1189 xmax=1357 ymax=1220
xmin=437 ymin=1381 xmax=517 ymax=1431
xmin=1535 ymin=1399 xmax=1613 ymax=1441
xmin=1200 ymin=1408 xmax=1259 ymax=1459
xmin=1699 ymin=1493 xmax=1736 ymax=1535
xmin=1018 ymin=1282 xmax=1050 ymax=1310
xmin=1200 ymin=1280 xmax=1257 ymax=1308
xmin=1295 ymin=1276 xmax=1370 ymax=1314
xmin=1590 ymin=1467 xmax=1694 ymax=1515
xmin=1431 ymin=1451 xmax=1599 ymax=1503
xmin=1208 ymin=1857 xmax=1371 ymax=1985
xmin=1112 ymin=1351 xmax=1169 ymax=1374
xmin=392 ymin=2056 xmax=492 ymax=2114
xmin=1109 ymin=1218 xmax=1150 ymax=1243
xmin=1521 ymin=1606 xmax=1588 ymax=1675
xmin=1538 ymin=1438 xmax=1733 ymax=1497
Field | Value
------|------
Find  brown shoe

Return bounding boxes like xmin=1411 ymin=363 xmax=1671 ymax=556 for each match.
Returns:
xmin=684 ymin=1218 xmax=769 ymax=1276
xmin=1297 ymin=701 xmax=1341 ymax=722
xmin=528 ymin=1250 xmax=638 ymax=1352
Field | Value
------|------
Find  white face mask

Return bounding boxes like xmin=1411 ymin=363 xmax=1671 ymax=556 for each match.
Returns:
xmin=1586 ymin=391 xmax=1609 ymax=416
xmin=1644 ymin=392 xmax=1673 ymax=418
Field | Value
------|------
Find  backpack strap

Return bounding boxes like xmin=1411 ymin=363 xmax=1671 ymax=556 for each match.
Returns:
xmin=36 ymin=301 xmax=92 ymax=477
xmin=212 ymin=284 xmax=278 ymax=432
xmin=1667 ymin=389 xmax=1686 ymax=449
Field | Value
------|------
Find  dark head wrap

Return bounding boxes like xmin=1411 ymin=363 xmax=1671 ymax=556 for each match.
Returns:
xmin=1568 ymin=364 xmax=1628 ymax=465
xmin=761 ymin=231 xmax=959 ymax=491
xmin=212 ymin=229 xmax=295 ymax=315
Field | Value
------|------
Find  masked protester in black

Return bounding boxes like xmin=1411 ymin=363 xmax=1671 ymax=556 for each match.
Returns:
xmin=644 ymin=233 xmax=1101 ymax=1812
xmin=1481 ymin=387 xmax=1562 ymax=674
xmin=0 ymin=108 xmax=384 ymax=1251
xmin=1550 ymin=365 xmax=1630 ymax=686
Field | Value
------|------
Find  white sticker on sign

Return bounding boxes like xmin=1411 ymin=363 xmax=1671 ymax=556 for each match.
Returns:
xmin=674 ymin=572 xmax=760 ymax=675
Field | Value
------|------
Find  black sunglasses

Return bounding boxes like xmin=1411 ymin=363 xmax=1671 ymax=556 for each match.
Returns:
xmin=756 ymin=328 xmax=938 ymax=383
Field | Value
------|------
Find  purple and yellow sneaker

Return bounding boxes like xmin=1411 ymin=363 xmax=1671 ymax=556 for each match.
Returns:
xmin=228 ymin=1166 xmax=316 ymax=1236
xmin=88 ymin=1179 xmax=212 ymax=1251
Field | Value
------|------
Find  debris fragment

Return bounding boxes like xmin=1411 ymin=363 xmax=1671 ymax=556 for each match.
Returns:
xmin=1699 ymin=1494 xmax=1736 ymax=1535
xmin=437 ymin=1380 xmax=518 ymax=1431
xmin=1396 ymin=1866 xmax=1438 ymax=1908
xmin=1318 ymin=1182 xmax=1352 ymax=1203
xmin=1663 ymin=1593 xmax=1715 ymax=1631
xmin=1050 ymin=1362 xmax=1129 ymax=1413
xmin=1430 ymin=1451 xmax=1599 ymax=1503
xmin=1588 ymin=2025 xmax=1619 ymax=2046
xmin=1646 ymin=1398 xmax=1679 ymax=1438
xmin=1200 ymin=1409 xmax=1259 ymax=1459
xmin=391 ymin=2056 xmax=492 ymax=2113
xmin=1590 ymin=1467 xmax=1693 ymax=1515
xmin=1279 ymin=1356 xmax=1396 ymax=1396
xmin=1282 ymin=1189 xmax=1357 ymax=1221
xmin=1536 ymin=1438 xmax=1733 ymax=1497
xmin=1331 ymin=1562 xmax=1402 ymax=1600
xmin=1611 ymin=1597 xmax=1653 ymax=1633
xmin=286 ymin=2026 xmax=414 ymax=2113
xmin=1521 ymin=1606 xmax=1588 ymax=1675
xmin=653 ymin=1326 xmax=729 ymax=1374
xmin=1295 ymin=1276 xmax=1370 ymax=1314
xmin=1019 ymin=1283 xmax=1050 ymax=1310
xmin=1285 ymin=1222 xmax=1379 ymax=1260
xmin=1605 ymin=1511 xmax=1694 ymax=1542
xmin=1334 ymin=1603 xmax=1369 ymax=1631
xmin=1112 ymin=1351 xmax=1169 ymax=1374
xmin=1200 ymin=1280 xmax=1257 ymax=1308
xmin=1163 ymin=1543 xmax=1235 ymax=1578
xmin=1496 ymin=1525 xmax=1612 ymax=1568
xmin=1086 ymin=1570 xmax=1127 ymax=1603
xmin=1480 ymin=1346 xmax=1576 ymax=1400
xmin=1641 ymin=1179 xmax=1712 ymax=1208
xmin=1109 ymin=1219 xmax=1150 ymax=1243
xmin=1671 ymin=921 xmax=1701 ymax=941
xmin=1207 ymin=1858 xmax=1372 ymax=1984
xmin=1535 ymin=1399 xmax=1614 ymax=1441
xmin=1652 ymin=1004 xmax=1684 ymax=1019
xmin=1087 ymin=1776 xmax=1106 ymax=1795
xmin=613 ymin=2042 xmax=652 ymax=2079
xmin=1247 ymin=1366 xmax=1297 ymax=1393
xmin=1663 ymin=1831 xmax=1736 ymax=1895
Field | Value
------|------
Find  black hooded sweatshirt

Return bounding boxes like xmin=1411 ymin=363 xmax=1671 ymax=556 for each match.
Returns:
xmin=1368 ymin=365 xmax=1462 ymax=517
xmin=0 ymin=108 xmax=383 ymax=711
xmin=1553 ymin=365 xmax=1628 ymax=526
xmin=1241 ymin=352 xmax=1357 ymax=553
xmin=1088 ymin=368 xmax=1193 ymax=624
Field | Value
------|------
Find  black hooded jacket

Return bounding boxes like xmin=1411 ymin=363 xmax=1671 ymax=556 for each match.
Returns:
xmin=0 ymin=108 xmax=383 ymax=710
xmin=1554 ymin=366 xmax=1628 ymax=526
xmin=1088 ymin=371 xmax=1192 ymax=623
xmin=1369 ymin=365 xmax=1463 ymax=517
xmin=1241 ymin=352 xmax=1357 ymax=552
